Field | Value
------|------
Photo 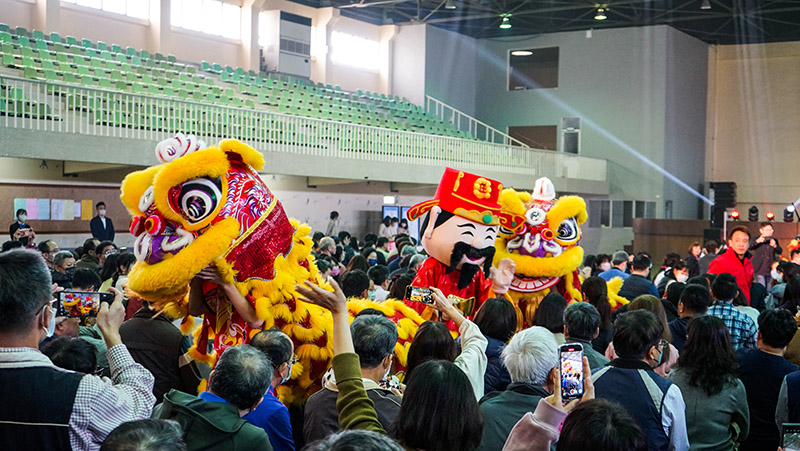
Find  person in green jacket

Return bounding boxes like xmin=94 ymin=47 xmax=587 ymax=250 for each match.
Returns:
xmin=297 ymin=280 xmax=483 ymax=451
xmin=153 ymin=345 xmax=274 ymax=451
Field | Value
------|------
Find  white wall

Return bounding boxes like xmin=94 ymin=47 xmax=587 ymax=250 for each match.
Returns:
xmin=706 ymin=41 xmax=800 ymax=216
xmin=60 ymin=5 xmax=149 ymax=51
xmin=0 ymin=0 xmax=34 ymax=30
xmin=391 ymin=24 xmax=425 ymax=105
xmin=425 ymin=25 xmax=478 ymax=116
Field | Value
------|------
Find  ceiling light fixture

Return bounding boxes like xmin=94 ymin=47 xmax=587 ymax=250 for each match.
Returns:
xmin=511 ymin=50 xmax=533 ymax=56
xmin=700 ymin=0 xmax=711 ymax=9
xmin=499 ymin=15 xmax=512 ymax=29
xmin=445 ymin=0 xmax=456 ymax=9
xmin=594 ymin=7 xmax=607 ymax=20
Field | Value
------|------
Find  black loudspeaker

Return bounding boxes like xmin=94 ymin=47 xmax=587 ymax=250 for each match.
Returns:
xmin=710 ymin=182 xmax=737 ymax=228
xmin=704 ymin=228 xmax=723 ymax=245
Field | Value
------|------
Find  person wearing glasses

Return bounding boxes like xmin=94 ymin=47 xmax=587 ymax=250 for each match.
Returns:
xmin=245 ymin=329 xmax=298 ymax=451
xmin=592 ymin=309 xmax=689 ymax=451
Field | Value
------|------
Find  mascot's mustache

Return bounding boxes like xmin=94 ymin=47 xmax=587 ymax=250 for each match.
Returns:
xmin=447 ymin=242 xmax=496 ymax=290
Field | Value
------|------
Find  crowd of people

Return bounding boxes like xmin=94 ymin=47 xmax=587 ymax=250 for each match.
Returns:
xmin=4 ymin=216 xmax=800 ymax=451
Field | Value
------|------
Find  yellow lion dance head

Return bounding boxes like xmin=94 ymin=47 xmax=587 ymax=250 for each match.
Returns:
xmin=493 ymin=177 xmax=587 ymax=326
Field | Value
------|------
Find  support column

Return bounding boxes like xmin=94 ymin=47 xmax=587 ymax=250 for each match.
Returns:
xmin=148 ymin=0 xmax=171 ymax=55
xmin=33 ymin=0 xmax=60 ymax=34
xmin=240 ymin=0 xmax=266 ymax=72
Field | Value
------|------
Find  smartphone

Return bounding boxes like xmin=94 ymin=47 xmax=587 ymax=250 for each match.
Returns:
xmin=56 ymin=291 xmax=115 ymax=317
xmin=782 ymin=423 xmax=800 ymax=451
xmin=404 ymin=286 xmax=435 ymax=304
xmin=560 ymin=343 xmax=584 ymax=401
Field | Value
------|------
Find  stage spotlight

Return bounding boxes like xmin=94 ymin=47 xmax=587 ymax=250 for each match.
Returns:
xmin=785 ymin=206 xmax=795 ymax=222
xmin=748 ymin=205 xmax=758 ymax=222
xmin=730 ymin=209 xmax=740 ymax=220
xmin=766 ymin=211 xmax=775 ymax=221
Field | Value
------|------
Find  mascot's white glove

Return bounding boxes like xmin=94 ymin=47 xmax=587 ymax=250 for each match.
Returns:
xmin=490 ymin=258 xmax=516 ymax=295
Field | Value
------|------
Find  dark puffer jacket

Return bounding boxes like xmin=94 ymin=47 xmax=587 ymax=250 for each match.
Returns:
xmin=483 ymin=336 xmax=511 ymax=395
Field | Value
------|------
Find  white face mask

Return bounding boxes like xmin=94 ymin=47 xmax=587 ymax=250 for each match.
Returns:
xmin=772 ymin=269 xmax=783 ymax=284
xmin=98 ymin=209 xmax=106 ymax=217
xmin=42 ymin=304 xmax=56 ymax=338
xmin=600 ymin=262 xmax=612 ymax=272
xmin=676 ymin=273 xmax=688 ymax=283
xmin=18 ymin=215 xmax=26 ymax=222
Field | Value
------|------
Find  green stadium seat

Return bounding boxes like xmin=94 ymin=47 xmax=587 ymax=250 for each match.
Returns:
xmin=63 ymin=71 xmax=77 ymax=84
xmin=111 ymin=44 xmax=122 ymax=54
xmin=49 ymin=32 xmax=62 ymax=43
xmin=126 ymin=47 xmax=137 ymax=57
xmin=15 ymin=27 xmax=29 ymax=37
xmin=140 ymin=49 xmax=150 ymax=59
xmin=0 ymin=32 xmax=12 ymax=44
xmin=0 ymin=24 xmax=9 ymax=33
xmin=154 ymin=52 xmax=164 ymax=61
xmin=96 ymin=41 xmax=108 ymax=51
xmin=32 ymin=30 xmax=45 ymax=40
xmin=23 ymin=66 xmax=38 ymax=79
xmin=66 ymin=36 xmax=78 ymax=46
xmin=168 ymin=54 xmax=177 ymax=63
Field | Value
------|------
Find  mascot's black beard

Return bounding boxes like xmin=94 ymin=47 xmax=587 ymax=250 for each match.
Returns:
xmin=447 ymin=242 xmax=496 ymax=290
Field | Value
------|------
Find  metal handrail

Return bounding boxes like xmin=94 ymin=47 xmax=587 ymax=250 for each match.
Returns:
xmin=0 ymin=75 xmax=607 ymax=181
xmin=425 ymin=95 xmax=530 ymax=148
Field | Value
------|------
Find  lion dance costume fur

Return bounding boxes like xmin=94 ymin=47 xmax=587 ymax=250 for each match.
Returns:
xmin=121 ymin=134 xmax=424 ymax=403
xmin=493 ymin=177 xmax=588 ymax=327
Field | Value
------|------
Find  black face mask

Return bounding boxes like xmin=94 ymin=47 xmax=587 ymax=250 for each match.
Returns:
xmin=447 ymin=242 xmax=496 ymax=289
xmin=65 ymin=267 xmax=76 ymax=278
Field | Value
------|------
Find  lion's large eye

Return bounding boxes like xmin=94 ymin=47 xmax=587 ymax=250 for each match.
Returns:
xmin=555 ymin=218 xmax=579 ymax=244
xmin=177 ymin=177 xmax=222 ymax=225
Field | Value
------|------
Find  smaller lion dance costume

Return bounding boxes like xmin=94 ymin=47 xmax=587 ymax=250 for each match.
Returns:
xmin=493 ymin=177 xmax=588 ymax=327
xmin=121 ymin=134 xmax=425 ymax=403
xmin=405 ymin=168 xmax=525 ymax=327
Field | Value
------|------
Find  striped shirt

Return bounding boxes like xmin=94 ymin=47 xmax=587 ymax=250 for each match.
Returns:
xmin=0 ymin=344 xmax=155 ymax=450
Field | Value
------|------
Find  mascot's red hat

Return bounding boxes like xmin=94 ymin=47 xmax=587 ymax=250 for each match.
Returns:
xmin=407 ymin=168 xmax=525 ymax=231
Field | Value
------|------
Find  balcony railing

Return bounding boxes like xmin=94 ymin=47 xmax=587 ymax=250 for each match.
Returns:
xmin=0 ymin=75 xmax=607 ymax=181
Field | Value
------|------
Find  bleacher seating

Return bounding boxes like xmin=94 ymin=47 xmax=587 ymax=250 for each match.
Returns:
xmin=0 ymin=23 xmax=473 ymax=140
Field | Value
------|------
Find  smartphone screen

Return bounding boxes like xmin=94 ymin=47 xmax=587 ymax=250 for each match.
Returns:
xmin=57 ymin=291 xmax=114 ymax=317
xmin=782 ymin=423 xmax=800 ymax=451
xmin=560 ymin=343 xmax=584 ymax=400
xmin=404 ymin=286 xmax=434 ymax=304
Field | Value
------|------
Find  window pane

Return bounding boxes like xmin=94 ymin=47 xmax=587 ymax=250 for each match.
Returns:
xmin=258 ymin=12 xmax=270 ymax=47
xmin=634 ymin=201 xmax=645 ymax=218
xmin=330 ymin=31 xmax=379 ymax=71
xmin=509 ymin=47 xmax=559 ymax=90
xmin=600 ymin=201 xmax=611 ymax=227
xmin=612 ymin=201 xmax=624 ymax=228
xmin=623 ymin=201 xmax=633 ymax=227
xmin=202 ymin=0 xmax=221 ymax=35
xmin=62 ymin=0 xmax=77 ymax=4
xmin=77 ymin=0 xmax=102 ymax=8
xmin=102 ymin=0 xmax=125 ymax=14
xmin=171 ymin=0 xmax=182 ymax=27
xmin=221 ymin=3 xmax=241 ymax=40
xmin=646 ymin=202 xmax=656 ymax=219
xmin=126 ymin=0 xmax=149 ymax=19
xmin=182 ymin=0 xmax=203 ymax=31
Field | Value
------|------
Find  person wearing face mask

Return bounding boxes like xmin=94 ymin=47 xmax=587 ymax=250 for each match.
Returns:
xmin=36 ymin=240 xmax=59 ymax=271
xmin=303 ymin=313 xmax=401 ymax=445
xmin=244 ymin=329 xmax=297 ymax=451
xmin=592 ymin=309 xmax=689 ymax=451
xmin=657 ymin=260 xmax=689 ymax=298
xmin=51 ymin=250 xmax=77 ymax=289
xmin=9 ymin=208 xmax=35 ymax=247
xmin=0 ymin=249 xmax=156 ymax=450
xmin=598 ymin=251 xmax=630 ymax=282
xmin=90 ymin=201 xmax=115 ymax=243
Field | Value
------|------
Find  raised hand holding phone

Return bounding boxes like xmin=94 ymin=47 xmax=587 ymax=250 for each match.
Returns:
xmin=546 ymin=355 xmax=594 ymax=412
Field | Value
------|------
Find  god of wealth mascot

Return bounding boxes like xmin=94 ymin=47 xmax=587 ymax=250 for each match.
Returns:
xmin=404 ymin=168 xmax=526 ymax=328
xmin=121 ymin=134 xmax=424 ymax=404
xmin=493 ymin=177 xmax=589 ymax=327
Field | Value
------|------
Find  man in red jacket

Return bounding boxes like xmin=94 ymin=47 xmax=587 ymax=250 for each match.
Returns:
xmin=710 ymin=225 xmax=755 ymax=303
